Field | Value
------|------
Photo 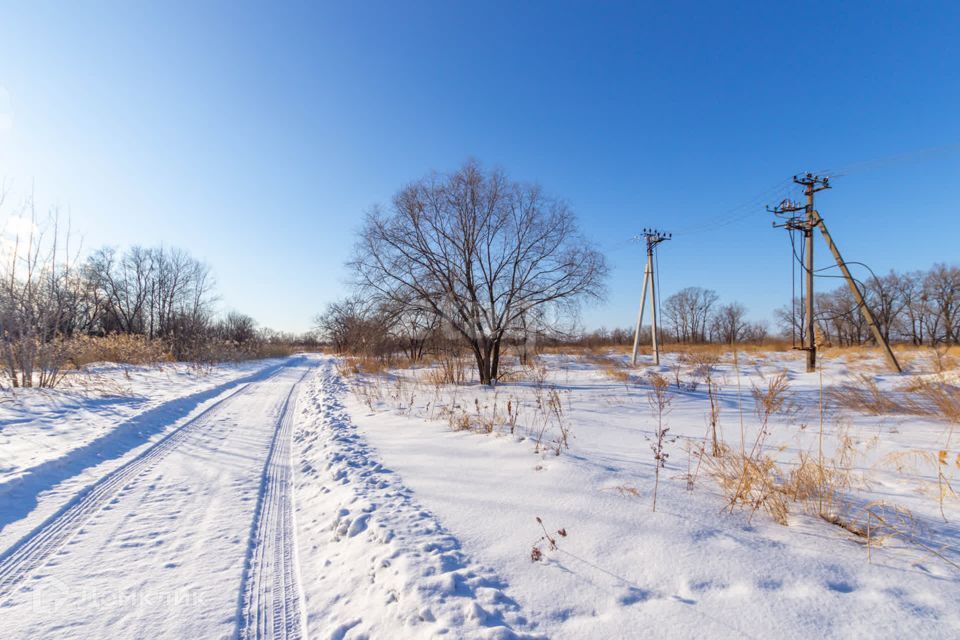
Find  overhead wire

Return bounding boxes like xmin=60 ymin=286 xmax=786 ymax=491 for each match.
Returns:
xmin=626 ymin=141 xmax=960 ymax=249
xmin=785 ymin=221 xmax=881 ymax=325
xmin=670 ymin=177 xmax=797 ymax=237
xmin=623 ymin=141 xmax=958 ymax=340
xmin=811 ymin=141 xmax=960 ymax=179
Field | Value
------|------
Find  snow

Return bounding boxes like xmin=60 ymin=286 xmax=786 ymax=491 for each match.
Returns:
xmin=0 ymin=359 xmax=290 ymax=553
xmin=347 ymin=350 xmax=960 ymax=638
xmin=0 ymin=351 xmax=958 ymax=638
xmin=1 ymin=359 xmax=313 ymax=639
xmin=293 ymin=361 xmax=537 ymax=639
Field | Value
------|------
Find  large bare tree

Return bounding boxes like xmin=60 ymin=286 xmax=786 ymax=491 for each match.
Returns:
xmin=350 ymin=161 xmax=607 ymax=384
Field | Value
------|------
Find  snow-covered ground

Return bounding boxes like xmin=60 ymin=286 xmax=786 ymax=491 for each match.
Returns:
xmin=1 ymin=351 xmax=958 ymax=638
xmin=343 ymin=349 xmax=960 ymax=638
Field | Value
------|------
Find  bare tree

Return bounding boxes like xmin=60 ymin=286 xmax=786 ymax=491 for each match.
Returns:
xmin=894 ymin=270 xmax=927 ymax=345
xmin=385 ymin=304 xmax=439 ymax=362
xmin=924 ymin=263 xmax=960 ymax=345
xmin=83 ymin=245 xmax=215 ymax=343
xmin=774 ymin=297 xmax=805 ymax=345
xmin=218 ymin=311 xmax=258 ymax=346
xmin=350 ymin=161 xmax=607 ymax=384
xmin=0 ymin=198 xmax=83 ymax=387
xmin=662 ymin=287 xmax=718 ymax=343
xmin=315 ymin=295 xmax=393 ymax=357
xmin=741 ymin=320 xmax=768 ymax=343
xmin=865 ymin=271 xmax=907 ymax=344
xmin=711 ymin=301 xmax=748 ymax=344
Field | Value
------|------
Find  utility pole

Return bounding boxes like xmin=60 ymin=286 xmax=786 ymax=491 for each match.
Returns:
xmin=770 ymin=173 xmax=902 ymax=373
xmin=631 ymin=229 xmax=671 ymax=366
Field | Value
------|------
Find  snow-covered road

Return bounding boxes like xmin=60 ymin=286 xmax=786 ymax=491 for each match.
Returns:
xmin=0 ymin=358 xmax=314 ymax=639
xmin=0 ymin=355 xmax=533 ymax=639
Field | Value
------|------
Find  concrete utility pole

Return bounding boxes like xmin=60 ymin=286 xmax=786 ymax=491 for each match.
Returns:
xmin=631 ymin=229 xmax=671 ymax=366
xmin=815 ymin=214 xmax=902 ymax=372
xmin=770 ymin=173 xmax=902 ymax=374
xmin=800 ymin=175 xmax=823 ymax=372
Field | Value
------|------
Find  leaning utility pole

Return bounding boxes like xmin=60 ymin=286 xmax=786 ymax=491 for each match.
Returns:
xmin=770 ymin=173 xmax=901 ymax=373
xmin=631 ymin=229 xmax=671 ymax=366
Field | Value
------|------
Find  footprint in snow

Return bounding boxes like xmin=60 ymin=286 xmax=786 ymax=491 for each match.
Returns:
xmin=347 ymin=513 xmax=370 ymax=537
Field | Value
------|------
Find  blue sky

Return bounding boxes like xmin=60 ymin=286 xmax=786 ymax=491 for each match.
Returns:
xmin=1 ymin=1 xmax=958 ymax=333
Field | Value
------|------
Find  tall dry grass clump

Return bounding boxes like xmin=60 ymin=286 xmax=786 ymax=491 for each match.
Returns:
xmin=833 ymin=372 xmax=960 ymax=423
xmin=425 ymin=351 xmax=468 ymax=386
xmin=67 ymin=334 xmax=172 ymax=367
xmin=914 ymin=378 xmax=960 ymax=423
xmin=707 ymin=372 xmax=792 ymax=524
xmin=829 ymin=374 xmax=910 ymax=415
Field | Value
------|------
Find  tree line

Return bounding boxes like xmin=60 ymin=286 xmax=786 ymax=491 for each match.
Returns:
xmin=318 ymin=161 xmax=960 ymax=384
xmin=775 ymin=264 xmax=960 ymax=347
xmin=1 ymin=198 xmax=314 ymax=387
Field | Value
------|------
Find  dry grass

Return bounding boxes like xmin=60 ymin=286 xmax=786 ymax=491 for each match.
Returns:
xmin=705 ymin=372 xmax=795 ymax=523
xmin=829 ymin=374 xmax=908 ymax=415
xmin=579 ymin=353 xmax=633 ymax=383
xmin=607 ymin=484 xmax=643 ymax=498
xmin=66 ymin=334 xmax=172 ymax=368
xmin=679 ymin=350 xmax=721 ymax=380
xmin=916 ymin=379 xmax=960 ymax=423
xmin=663 ymin=341 xmax=794 ymax=356
xmin=706 ymin=434 xmax=856 ymax=527
xmin=832 ymin=374 xmax=960 ymax=422
xmin=424 ymin=352 xmax=469 ymax=386
xmin=820 ymin=344 xmax=960 ymax=373
xmin=335 ymin=354 xmax=428 ymax=378
xmin=707 ymin=446 xmax=790 ymax=524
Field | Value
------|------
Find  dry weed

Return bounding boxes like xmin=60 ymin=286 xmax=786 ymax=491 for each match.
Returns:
xmin=67 ymin=334 xmax=171 ymax=368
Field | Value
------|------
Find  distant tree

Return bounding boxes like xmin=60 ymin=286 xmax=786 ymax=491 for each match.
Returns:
xmin=742 ymin=320 xmax=768 ymax=343
xmin=894 ymin=270 xmax=927 ymax=345
xmin=83 ymin=245 xmax=214 ymax=340
xmin=924 ymin=263 xmax=960 ymax=345
xmin=315 ymin=295 xmax=392 ymax=357
xmin=381 ymin=299 xmax=439 ymax=362
xmin=218 ymin=312 xmax=258 ymax=346
xmin=774 ymin=297 xmax=805 ymax=346
xmin=350 ymin=161 xmax=607 ymax=384
xmin=865 ymin=271 xmax=907 ymax=344
xmin=662 ymin=287 xmax=718 ymax=343
xmin=710 ymin=302 xmax=748 ymax=344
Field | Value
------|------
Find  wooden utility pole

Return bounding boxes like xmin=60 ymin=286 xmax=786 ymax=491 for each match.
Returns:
xmin=631 ymin=229 xmax=670 ymax=366
xmin=770 ymin=173 xmax=902 ymax=374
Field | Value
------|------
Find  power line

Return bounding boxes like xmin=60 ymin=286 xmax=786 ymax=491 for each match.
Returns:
xmin=813 ymin=141 xmax=960 ymax=179
xmin=769 ymin=173 xmax=901 ymax=373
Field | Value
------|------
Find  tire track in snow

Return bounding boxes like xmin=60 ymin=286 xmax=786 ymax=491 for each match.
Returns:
xmin=293 ymin=359 xmax=541 ymax=639
xmin=0 ymin=365 xmax=290 ymax=606
xmin=237 ymin=367 xmax=311 ymax=640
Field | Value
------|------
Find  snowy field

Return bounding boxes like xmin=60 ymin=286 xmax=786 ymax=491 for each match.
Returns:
xmin=0 ymin=351 xmax=958 ymax=639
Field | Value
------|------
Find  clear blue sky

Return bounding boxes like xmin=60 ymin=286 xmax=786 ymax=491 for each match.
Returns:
xmin=1 ymin=1 xmax=958 ymax=333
